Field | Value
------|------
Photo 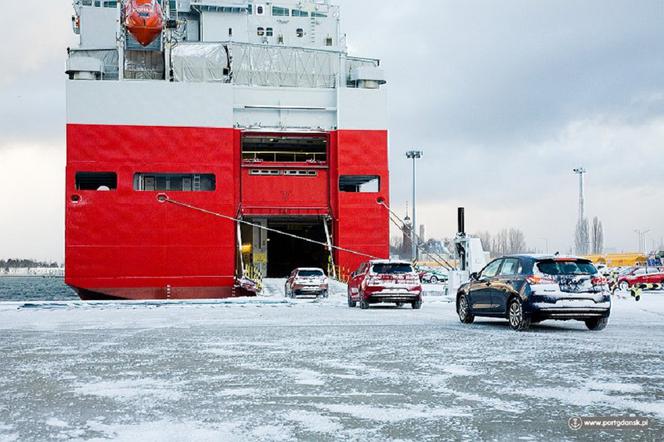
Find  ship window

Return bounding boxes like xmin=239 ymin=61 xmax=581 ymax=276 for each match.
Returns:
xmin=257 ymin=27 xmax=265 ymax=36
xmin=284 ymin=170 xmax=318 ymax=177
xmin=229 ymin=28 xmax=233 ymax=37
xmin=339 ymin=175 xmax=380 ymax=193
xmin=278 ymin=35 xmax=284 ymax=44
xmin=326 ymin=37 xmax=333 ymax=46
xmin=75 ymin=172 xmax=117 ymax=191
xmin=242 ymin=135 xmax=327 ymax=163
xmin=292 ymin=9 xmax=309 ymax=17
xmin=250 ymin=170 xmax=281 ymax=176
xmin=296 ymin=28 xmax=304 ymax=38
xmin=256 ymin=5 xmax=264 ymax=15
xmin=272 ymin=6 xmax=289 ymax=16
xmin=266 ymin=27 xmax=274 ymax=37
xmin=312 ymin=12 xmax=327 ymax=18
xmin=133 ymin=173 xmax=216 ymax=192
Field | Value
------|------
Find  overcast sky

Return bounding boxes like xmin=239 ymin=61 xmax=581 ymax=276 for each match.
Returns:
xmin=1 ymin=1 xmax=663 ymax=261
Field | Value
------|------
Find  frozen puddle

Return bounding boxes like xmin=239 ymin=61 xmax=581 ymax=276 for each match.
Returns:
xmin=0 ymin=293 xmax=663 ymax=440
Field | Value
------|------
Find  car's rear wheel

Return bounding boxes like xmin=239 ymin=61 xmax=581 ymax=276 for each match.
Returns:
xmin=412 ymin=299 xmax=422 ymax=310
xmin=508 ymin=298 xmax=530 ymax=331
xmin=347 ymin=289 xmax=356 ymax=308
xmin=457 ymin=294 xmax=474 ymax=324
xmin=431 ymin=276 xmax=439 ymax=284
xmin=585 ymin=317 xmax=609 ymax=331
xmin=619 ymin=281 xmax=630 ymax=291
xmin=396 ymin=302 xmax=404 ymax=308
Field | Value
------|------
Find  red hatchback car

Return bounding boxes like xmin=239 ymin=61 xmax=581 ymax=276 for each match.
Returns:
xmin=347 ymin=260 xmax=423 ymax=309
xmin=617 ymin=267 xmax=664 ymax=290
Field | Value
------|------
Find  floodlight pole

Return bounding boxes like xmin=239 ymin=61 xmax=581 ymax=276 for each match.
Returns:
xmin=406 ymin=150 xmax=423 ymax=262
xmin=573 ymin=167 xmax=587 ymax=223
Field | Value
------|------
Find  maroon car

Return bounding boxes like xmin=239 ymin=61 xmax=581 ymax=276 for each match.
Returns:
xmin=617 ymin=267 xmax=664 ymax=290
xmin=347 ymin=260 xmax=423 ymax=309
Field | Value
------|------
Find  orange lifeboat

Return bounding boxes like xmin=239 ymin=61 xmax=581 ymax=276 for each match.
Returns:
xmin=124 ymin=0 xmax=164 ymax=47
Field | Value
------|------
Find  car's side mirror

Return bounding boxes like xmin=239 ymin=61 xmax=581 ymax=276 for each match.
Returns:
xmin=470 ymin=272 xmax=479 ymax=281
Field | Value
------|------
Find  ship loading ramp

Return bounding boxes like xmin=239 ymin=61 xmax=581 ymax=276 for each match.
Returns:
xmin=240 ymin=217 xmax=332 ymax=278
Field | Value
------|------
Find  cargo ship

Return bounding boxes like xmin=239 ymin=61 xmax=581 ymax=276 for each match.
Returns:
xmin=65 ymin=0 xmax=389 ymax=300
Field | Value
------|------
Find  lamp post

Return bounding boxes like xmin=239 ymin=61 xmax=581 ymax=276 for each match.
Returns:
xmin=406 ymin=150 xmax=423 ymax=262
xmin=635 ymin=229 xmax=650 ymax=253
xmin=573 ymin=167 xmax=589 ymax=254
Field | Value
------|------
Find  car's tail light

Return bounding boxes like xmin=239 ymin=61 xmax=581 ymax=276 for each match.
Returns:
xmin=526 ymin=275 xmax=556 ymax=285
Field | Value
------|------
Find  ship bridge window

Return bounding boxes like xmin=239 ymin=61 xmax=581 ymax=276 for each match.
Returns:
xmin=292 ymin=9 xmax=309 ymax=17
xmin=339 ymin=175 xmax=380 ymax=193
xmin=312 ymin=12 xmax=328 ymax=18
xmin=242 ymin=135 xmax=327 ymax=163
xmin=272 ymin=6 xmax=289 ymax=16
xmin=133 ymin=173 xmax=216 ymax=192
xmin=76 ymin=172 xmax=117 ymax=191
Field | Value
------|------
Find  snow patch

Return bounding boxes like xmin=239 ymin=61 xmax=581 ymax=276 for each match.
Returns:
xmin=442 ymin=365 xmax=477 ymax=377
xmin=217 ymin=388 xmax=260 ymax=397
xmin=587 ymin=381 xmax=644 ymax=394
xmin=78 ymin=420 xmax=240 ymax=442
xmin=250 ymin=424 xmax=294 ymax=441
xmin=284 ymin=368 xmax=325 ymax=386
xmin=317 ymin=404 xmax=470 ymax=422
xmin=286 ymin=410 xmax=342 ymax=433
xmin=75 ymin=378 xmax=183 ymax=402
xmin=516 ymin=387 xmax=664 ymax=418
xmin=45 ymin=418 xmax=69 ymax=428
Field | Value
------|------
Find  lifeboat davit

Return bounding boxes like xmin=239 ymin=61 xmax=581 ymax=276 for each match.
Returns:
xmin=124 ymin=0 xmax=164 ymax=47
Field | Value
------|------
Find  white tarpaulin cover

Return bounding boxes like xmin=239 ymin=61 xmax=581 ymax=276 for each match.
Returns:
xmin=172 ymin=44 xmax=230 ymax=83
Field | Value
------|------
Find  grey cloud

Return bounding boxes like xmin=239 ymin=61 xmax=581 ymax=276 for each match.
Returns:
xmin=1 ymin=0 xmax=663 ymax=258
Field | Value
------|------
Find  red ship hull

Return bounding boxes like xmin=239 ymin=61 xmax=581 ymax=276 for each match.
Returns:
xmin=65 ymin=124 xmax=390 ymax=300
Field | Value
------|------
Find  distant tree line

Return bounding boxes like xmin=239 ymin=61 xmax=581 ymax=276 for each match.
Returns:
xmin=474 ymin=229 xmax=529 ymax=258
xmin=1 ymin=259 xmax=60 ymax=270
xmin=575 ymin=216 xmax=604 ymax=255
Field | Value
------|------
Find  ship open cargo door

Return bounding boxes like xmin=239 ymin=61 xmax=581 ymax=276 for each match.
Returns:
xmin=263 ymin=217 xmax=330 ymax=278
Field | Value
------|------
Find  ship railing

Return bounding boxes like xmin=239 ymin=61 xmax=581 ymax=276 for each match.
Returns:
xmin=244 ymin=264 xmax=264 ymax=292
xmin=67 ymin=39 xmax=381 ymax=87
xmin=329 ymin=264 xmax=352 ymax=284
xmin=241 ymin=151 xmax=327 ymax=163
xmin=172 ymin=41 xmax=379 ymax=89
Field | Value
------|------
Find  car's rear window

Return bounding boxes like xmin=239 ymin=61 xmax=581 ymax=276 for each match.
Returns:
xmin=537 ymin=260 xmax=597 ymax=276
xmin=371 ymin=263 xmax=414 ymax=274
xmin=298 ymin=270 xmax=324 ymax=277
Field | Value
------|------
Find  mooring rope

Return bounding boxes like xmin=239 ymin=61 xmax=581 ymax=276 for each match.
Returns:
xmin=157 ymin=194 xmax=379 ymax=260
xmin=377 ymin=201 xmax=455 ymax=270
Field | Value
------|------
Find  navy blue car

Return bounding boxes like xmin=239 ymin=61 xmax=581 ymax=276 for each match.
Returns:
xmin=456 ymin=255 xmax=611 ymax=331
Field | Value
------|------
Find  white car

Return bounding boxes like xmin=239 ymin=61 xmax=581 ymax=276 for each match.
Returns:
xmin=285 ymin=268 xmax=329 ymax=298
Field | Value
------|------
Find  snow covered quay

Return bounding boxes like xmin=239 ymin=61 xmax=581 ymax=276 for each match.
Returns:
xmin=0 ymin=288 xmax=663 ymax=441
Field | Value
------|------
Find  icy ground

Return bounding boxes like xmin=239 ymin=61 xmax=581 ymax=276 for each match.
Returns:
xmin=0 ymin=282 xmax=663 ymax=441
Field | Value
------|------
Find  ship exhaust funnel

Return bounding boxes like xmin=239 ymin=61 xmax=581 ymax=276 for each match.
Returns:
xmin=458 ymin=207 xmax=466 ymax=236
